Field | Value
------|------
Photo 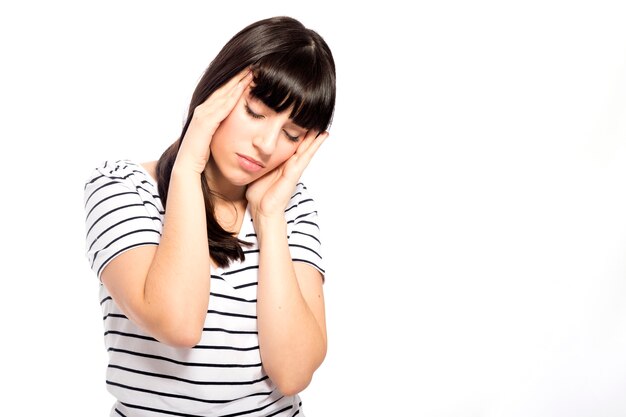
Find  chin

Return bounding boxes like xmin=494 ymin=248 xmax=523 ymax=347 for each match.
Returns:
xmin=228 ymin=174 xmax=257 ymax=187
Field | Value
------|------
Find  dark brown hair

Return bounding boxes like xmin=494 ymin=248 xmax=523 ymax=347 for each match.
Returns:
xmin=156 ymin=16 xmax=336 ymax=268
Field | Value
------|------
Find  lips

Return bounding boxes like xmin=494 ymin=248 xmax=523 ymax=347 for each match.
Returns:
xmin=236 ymin=153 xmax=264 ymax=173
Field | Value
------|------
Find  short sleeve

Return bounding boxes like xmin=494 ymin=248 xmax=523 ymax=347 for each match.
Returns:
xmin=285 ymin=183 xmax=325 ymax=277
xmin=83 ymin=160 xmax=164 ymax=280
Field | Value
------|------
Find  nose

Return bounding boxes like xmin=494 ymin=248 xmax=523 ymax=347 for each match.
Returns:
xmin=252 ymin=126 xmax=280 ymax=156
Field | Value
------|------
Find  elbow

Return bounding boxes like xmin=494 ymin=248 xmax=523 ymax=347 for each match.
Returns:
xmin=268 ymin=359 xmax=324 ymax=396
xmin=273 ymin=372 xmax=313 ymax=396
xmin=116 ymin=291 xmax=207 ymax=348
xmin=161 ymin=328 xmax=202 ymax=348
xmin=151 ymin=315 xmax=204 ymax=348
xmin=270 ymin=345 xmax=327 ymax=396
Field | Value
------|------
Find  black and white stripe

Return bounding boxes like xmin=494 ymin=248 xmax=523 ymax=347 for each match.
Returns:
xmin=84 ymin=160 xmax=324 ymax=417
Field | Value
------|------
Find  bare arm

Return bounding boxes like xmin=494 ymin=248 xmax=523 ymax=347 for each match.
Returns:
xmin=100 ymin=71 xmax=253 ymax=347
xmin=255 ymin=215 xmax=327 ymax=395
xmin=246 ymin=131 xmax=329 ymax=394
xmin=101 ymin=168 xmax=209 ymax=347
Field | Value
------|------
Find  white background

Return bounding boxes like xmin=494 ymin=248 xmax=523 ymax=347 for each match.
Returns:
xmin=2 ymin=1 xmax=626 ymax=416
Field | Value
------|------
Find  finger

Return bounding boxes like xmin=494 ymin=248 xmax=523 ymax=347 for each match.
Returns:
xmin=210 ymin=69 xmax=253 ymax=102
xmin=295 ymin=130 xmax=322 ymax=155
xmin=305 ymin=131 xmax=329 ymax=157
xmin=300 ymin=130 xmax=329 ymax=155
xmin=228 ymin=68 xmax=253 ymax=89
xmin=216 ymin=70 xmax=253 ymax=113
xmin=293 ymin=131 xmax=328 ymax=169
xmin=222 ymin=73 xmax=251 ymax=107
xmin=237 ymin=68 xmax=254 ymax=83
xmin=231 ymin=69 xmax=253 ymax=92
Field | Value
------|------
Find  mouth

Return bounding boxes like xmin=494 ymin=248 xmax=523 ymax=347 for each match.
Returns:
xmin=236 ymin=153 xmax=265 ymax=172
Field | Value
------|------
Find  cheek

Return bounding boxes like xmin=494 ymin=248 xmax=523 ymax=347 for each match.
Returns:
xmin=267 ymin=143 xmax=298 ymax=168
xmin=210 ymin=107 xmax=248 ymax=151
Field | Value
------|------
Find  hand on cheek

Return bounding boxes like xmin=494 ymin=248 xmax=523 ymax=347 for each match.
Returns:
xmin=246 ymin=131 xmax=328 ymax=220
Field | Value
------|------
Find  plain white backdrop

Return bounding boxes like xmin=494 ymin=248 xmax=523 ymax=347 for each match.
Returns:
xmin=2 ymin=1 xmax=626 ymax=416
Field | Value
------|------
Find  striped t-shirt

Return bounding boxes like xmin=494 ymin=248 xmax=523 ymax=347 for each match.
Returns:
xmin=83 ymin=159 xmax=324 ymax=417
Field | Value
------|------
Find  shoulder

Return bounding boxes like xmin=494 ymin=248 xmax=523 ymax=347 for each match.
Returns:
xmin=84 ymin=160 xmax=164 ymax=278
xmin=83 ymin=159 xmax=163 ymax=229
xmin=84 ymin=160 xmax=159 ymax=203
xmin=285 ymin=182 xmax=325 ymax=274
xmin=284 ymin=182 xmax=322 ymax=234
xmin=84 ymin=160 xmax=164 ymax=277
xmin=285 ymin=183 xmax=317 ymax=215
xmin=84 ymin=159 xmax=157 ymax=190
xmin=284 ymin=182 xmax=321 ymax=227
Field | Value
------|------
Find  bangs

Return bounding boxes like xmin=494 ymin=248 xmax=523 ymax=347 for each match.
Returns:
xmin=250 ymin=48 xmax=335 ymax=132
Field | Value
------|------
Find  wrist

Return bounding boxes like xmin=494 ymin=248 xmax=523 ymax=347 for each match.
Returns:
xmin=172 ymin=157 xmax=207 ymax=177
xmin=253 ymin=213 xmax=287 ymax=240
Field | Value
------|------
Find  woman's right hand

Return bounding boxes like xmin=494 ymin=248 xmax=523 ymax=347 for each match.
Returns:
xmin=99 ymin=70 xmax=253 ymax=347
xmin=175 ymin=70 xmax=253 ymax=174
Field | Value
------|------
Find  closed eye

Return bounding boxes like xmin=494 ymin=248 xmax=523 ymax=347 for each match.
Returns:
xmin=244 ymin=103 xmax=264 ymax=119
xmin=283 ymin=130 xmax=300 ymax=142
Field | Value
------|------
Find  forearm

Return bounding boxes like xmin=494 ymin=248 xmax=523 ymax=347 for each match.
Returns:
xmin=255 ymin=215 xmax=326 ymax=394
xmin=142 ymin=165 xmax=211 ymax=345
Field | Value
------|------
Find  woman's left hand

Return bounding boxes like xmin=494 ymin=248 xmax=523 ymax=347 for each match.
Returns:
xmin=246 ymin=130 xmax=328 ymax=220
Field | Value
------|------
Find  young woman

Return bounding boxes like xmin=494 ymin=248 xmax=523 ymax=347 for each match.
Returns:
xmin=83 ymin=16 xmax=336 ymax=417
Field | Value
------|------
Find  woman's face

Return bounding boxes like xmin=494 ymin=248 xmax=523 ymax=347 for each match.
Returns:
xmin=207 ymin=86 xmax=307 ymax=191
